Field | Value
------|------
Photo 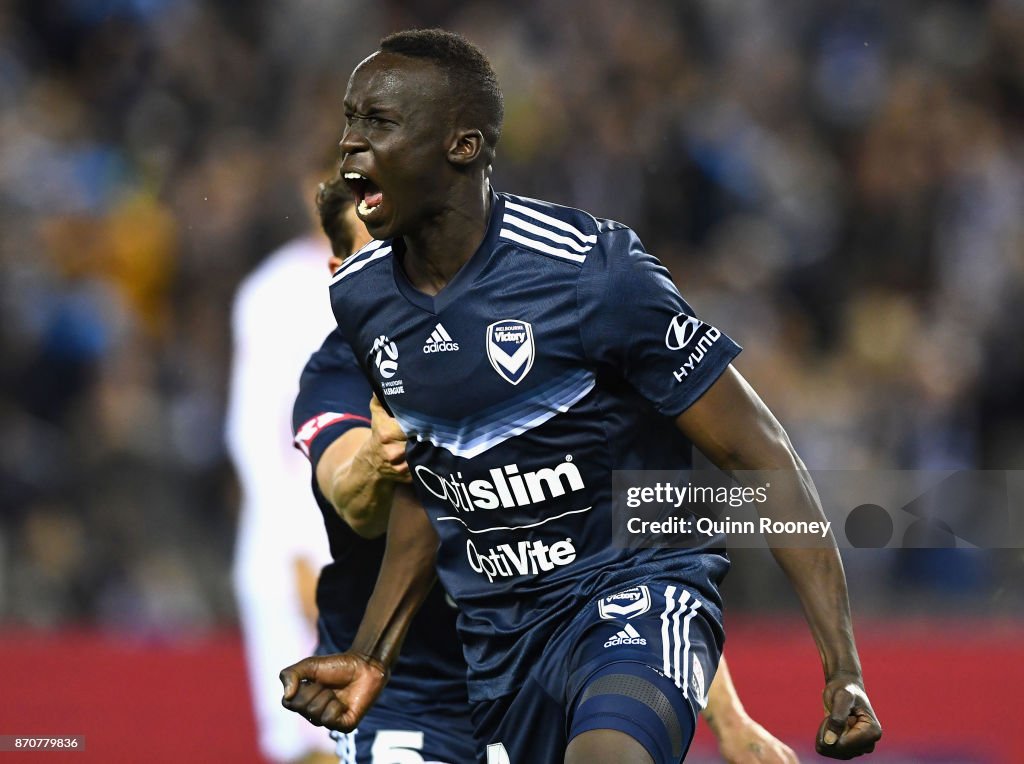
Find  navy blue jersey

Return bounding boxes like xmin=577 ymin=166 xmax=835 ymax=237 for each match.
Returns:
xmin=292 ymin=330 xmax=467 ymax=708
xmin=329 ymin=192 xmax=740 ymax=702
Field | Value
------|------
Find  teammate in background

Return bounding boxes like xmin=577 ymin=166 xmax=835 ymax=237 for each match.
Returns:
xmin=291 ymin=177 xmax=477 ymax=763
xmin=299 ymin=175 xmax=799 ymax=764
xmin=226 ymin=180 xmax=350 ymax=764
xmin=281 ymin=30 xmax=882 ymax=762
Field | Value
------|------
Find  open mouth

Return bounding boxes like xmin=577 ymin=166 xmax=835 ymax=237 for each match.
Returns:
xmin=343 ymin=172 xmax=385 ymax=218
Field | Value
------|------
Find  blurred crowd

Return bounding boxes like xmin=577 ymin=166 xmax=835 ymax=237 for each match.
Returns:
xmin=1 ymin=0 xmax=1022 ymax=633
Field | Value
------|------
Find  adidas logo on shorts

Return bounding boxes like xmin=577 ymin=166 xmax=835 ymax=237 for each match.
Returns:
xmin=604 ymin=623 xmax=648 ymax=648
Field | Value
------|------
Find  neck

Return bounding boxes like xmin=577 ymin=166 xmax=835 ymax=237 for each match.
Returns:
xmin=401 ymin=181 xmax=491 ymax=296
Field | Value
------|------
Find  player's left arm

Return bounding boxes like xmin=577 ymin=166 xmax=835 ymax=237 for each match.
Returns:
xmin=675 ymin=366 xmax=882 ymax=759
xmin=578 ymin=228 xmax=879 ymax=757
xmin=704 ymin=656 xmax=799 ymax=764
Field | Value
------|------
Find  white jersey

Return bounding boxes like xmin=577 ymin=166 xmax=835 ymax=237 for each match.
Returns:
xmin=226 ymin=235 xmax=336 ymax=761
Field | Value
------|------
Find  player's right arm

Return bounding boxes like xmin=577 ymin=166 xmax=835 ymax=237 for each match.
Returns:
xmin=294 ymin=330 xmax=409 ymax=538
xmin=280 ymin=484 xmax=439 ymax=730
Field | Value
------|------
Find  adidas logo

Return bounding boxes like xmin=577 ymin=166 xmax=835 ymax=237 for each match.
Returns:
xmin=423 ymin=322 xmax=459 ymax=353
xmin=604 ymin=623 xmax=647 ymax=648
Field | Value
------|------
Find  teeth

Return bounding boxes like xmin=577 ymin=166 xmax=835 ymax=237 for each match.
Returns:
xmin=358 ymin=199 xmax=379 ymax=216
xmin=343 ymin=172 xmax=365 ymax=180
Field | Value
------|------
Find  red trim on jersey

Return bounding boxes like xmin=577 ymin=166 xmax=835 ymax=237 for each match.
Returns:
xmin=294 ymin=412 xmax=371 ymax=459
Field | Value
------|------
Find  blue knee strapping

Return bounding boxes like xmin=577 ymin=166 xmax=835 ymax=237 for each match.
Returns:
xmin=570 ymin=662 xmax=695 ymax=763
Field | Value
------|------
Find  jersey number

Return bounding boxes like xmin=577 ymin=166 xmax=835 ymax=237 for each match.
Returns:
xmin=486 ymin=742 xmax=511 ymax=764
xmin=371 ymin=730 xmax=425 ymax=764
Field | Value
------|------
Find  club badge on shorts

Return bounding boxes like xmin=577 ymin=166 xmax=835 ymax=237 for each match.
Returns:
xmin=598 ymin=585 xmax=652 ymax=620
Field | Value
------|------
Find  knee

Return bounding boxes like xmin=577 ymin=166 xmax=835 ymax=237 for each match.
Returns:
xmin=568 ymin=663 xmax=696 ymax=764
xmin=565 ymin=728 xmax=653 ymax=764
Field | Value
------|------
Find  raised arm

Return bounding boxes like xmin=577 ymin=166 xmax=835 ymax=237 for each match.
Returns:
xmin=676 ymin=366 xmax=882 ymax=759
xmin=280 ymin=485 xmax=439 ymax=731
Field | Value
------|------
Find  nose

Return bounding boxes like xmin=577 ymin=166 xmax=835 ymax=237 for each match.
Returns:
xmin=339 ymin=123 xmax=368 ymax=157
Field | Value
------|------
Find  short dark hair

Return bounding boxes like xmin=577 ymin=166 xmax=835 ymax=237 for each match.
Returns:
xmin=316 ymin=175 xmax=355 ymax=258
xmin=380 ymin=28 xmax=503 ymax=162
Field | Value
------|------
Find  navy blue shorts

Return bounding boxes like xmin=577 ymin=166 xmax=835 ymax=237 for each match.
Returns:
xmin=329 ymin=701 xmax=476 ymax=764
xmin=471 ymin=582 xmax=723 ymax=764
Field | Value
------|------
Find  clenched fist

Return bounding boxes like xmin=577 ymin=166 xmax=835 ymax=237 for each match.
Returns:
xmin=280 ymin=652 xmax=389 ymax=731
xmin=816 ymin=674 xmax=882 ymax=759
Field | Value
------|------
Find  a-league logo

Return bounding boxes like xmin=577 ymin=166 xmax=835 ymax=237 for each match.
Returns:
xmin=372 ymin=335 xmax=398 ymax=379
xmin=486 ymin=319 xmax=535 ymax=385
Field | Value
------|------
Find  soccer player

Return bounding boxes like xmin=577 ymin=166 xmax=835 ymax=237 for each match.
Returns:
xmin=280 ymin=29 xmax=882 ymax=763
xmin=280 ymin=30 xmax=882 ymax=762
xmin=302 ymin=176 xmax=800 ymax=763
xmin=227 ymin=187 xmax=344 ymax=764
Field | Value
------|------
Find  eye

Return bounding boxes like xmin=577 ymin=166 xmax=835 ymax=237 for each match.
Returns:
xmin=345 ymin=113 xmax=390 ymax=128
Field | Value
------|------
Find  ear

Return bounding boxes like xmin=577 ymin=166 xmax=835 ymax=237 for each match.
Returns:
xmin=447 ymin=128 xmax=485 ymax=166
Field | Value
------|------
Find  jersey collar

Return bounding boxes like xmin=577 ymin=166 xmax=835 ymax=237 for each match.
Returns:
xmin=391 ymin=190 xmax=505 ymax=315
